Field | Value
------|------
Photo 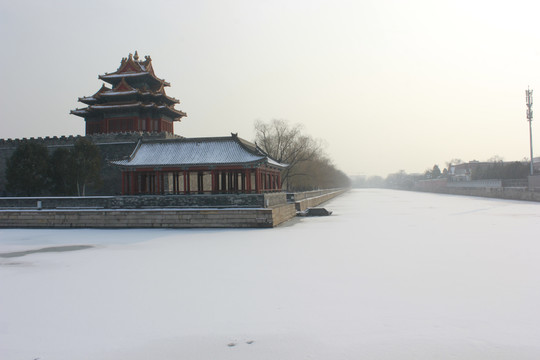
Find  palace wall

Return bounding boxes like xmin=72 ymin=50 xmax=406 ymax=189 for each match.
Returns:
xmin=0 ymin=208 xmax=279 ymax=228
xmin=0 ymin=193 xmax=286 ymax=209
xmin=0 ymin=189 xmax=346 ymax=228
xmin=0 ymin=132 xmax=178 ymax=196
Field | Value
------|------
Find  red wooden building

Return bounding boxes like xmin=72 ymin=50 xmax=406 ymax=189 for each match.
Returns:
xmin=112 ymin=134 xmax=287 ymax=195
xmin=71 ymin=52 xmax=186 ymax=135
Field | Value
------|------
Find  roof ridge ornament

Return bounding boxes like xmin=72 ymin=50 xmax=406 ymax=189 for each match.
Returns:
xmin=134 ymin=51 xmax=139 ymax=61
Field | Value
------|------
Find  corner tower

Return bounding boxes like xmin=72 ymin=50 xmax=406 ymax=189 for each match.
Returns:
xmin=71 ymin=52 xmax=186 ymax=135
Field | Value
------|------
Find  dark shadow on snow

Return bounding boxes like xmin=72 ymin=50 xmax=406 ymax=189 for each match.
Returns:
xmin=0 ymin=245 xmax=94 ymax=258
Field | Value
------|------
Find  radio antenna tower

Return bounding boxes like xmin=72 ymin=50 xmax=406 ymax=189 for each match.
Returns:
xmin=526 ymin=87 xmax=534 ymax=175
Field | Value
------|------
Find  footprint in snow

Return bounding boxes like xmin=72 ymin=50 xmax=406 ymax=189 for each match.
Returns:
xmin=228 ymin=340 xmax=255 ymax=347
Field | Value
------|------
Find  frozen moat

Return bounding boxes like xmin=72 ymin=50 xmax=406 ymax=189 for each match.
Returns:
xmin=1 ymin=189 xmax=540 ymax=359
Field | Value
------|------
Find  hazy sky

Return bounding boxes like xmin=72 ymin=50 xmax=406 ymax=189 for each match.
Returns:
xmin=2 ymin=0 xmax=540 ymax=176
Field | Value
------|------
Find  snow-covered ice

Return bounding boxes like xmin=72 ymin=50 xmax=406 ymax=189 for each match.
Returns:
xmin=2 ymin=189 xmax=540 ymax=359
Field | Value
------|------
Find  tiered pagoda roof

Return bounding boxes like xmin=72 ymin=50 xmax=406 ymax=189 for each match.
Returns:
xmin=71 ymin=52 xmax=186 ymax=133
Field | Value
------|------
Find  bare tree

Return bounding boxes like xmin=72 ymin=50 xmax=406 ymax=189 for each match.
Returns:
xmin=487 ymin=155 xmax=504 ymax=163
xmin=254 ymin=119 xmax=323 ymax=190
xmin=293 ymin=153 xmax=350 ymax=190
xmin=445 ymin=158 xmax=464 ymax=169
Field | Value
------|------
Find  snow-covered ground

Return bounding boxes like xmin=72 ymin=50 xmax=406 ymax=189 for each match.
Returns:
xmin=2 ymin=189 xmax=540 ymax=360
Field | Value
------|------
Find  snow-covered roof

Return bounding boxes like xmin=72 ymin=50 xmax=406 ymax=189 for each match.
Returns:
xmin=70 ymin=109 xmax=87 ymax=116
xmin=71 ymin=102 xmax=186 ymax=119
xmin=100 ymin=90 xmax=139 ymax=97
xmin=112 ymin=136 xmax=287 ymax=169
xmin=101 ymin=72 xmax=150 ymax=79
xmin=99 ymin=72 xmax=170 ymax=87
xmin=79 ymin=88 xmax=178 ymax=106
xmin=91 ymin=103 xmax=142 ymax=110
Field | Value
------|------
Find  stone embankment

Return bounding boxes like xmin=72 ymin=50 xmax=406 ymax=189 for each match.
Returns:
xmin=291 ymin=189 xmax=348 ymax=211
xmin=0 ymin=189 xmax=347 ymax=228
xmin=425 ymin=186 xmax=540 ymax=202
xmin=414 ymin=176 xmax=540 ymax=202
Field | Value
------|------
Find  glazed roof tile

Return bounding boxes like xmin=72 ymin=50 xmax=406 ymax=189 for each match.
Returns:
xmin=112 ymin=136 xmax=287 ymax=169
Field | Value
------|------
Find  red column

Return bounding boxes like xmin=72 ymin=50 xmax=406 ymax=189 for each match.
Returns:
xmin=146 ymin=173 xmax=150 ymax=193
xmin=211 ymin=171 xmax=217 ymax=193
xmin=141 ymin=173 xmax=145 ymax=193
xmin=245 ymin=169 xmax=251 ymax=193
xmin=161 ymin=172 xmax=165 ymax=194
xmin=131 ymin=171 xmax=136 ymax=195
xmin=255 ymin=169 xmax=261 ymax=193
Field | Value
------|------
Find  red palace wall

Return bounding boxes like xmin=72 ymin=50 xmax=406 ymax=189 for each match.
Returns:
xmin=86 ymin=117 xmax=174 ymax=135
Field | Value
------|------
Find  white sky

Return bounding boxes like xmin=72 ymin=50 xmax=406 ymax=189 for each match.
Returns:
xmin=2 ymin=0 xmax=540 ymax=176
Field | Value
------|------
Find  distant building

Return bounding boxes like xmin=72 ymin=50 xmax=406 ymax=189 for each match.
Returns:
xmin=533 ymin=157 xmax=540 ymax=172
xmin=448 ymin=160 xmax=531 ymax=182
xmin=448 ymin=162 xmax=473 ymax=182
